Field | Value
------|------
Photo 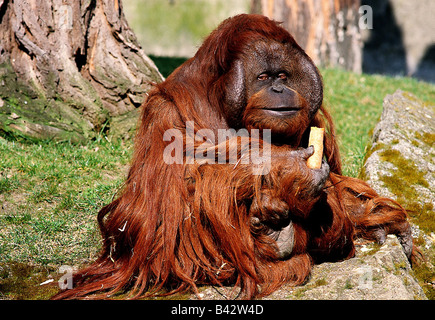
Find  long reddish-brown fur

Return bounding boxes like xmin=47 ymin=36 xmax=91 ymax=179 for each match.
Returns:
xmin=53 ymin=14 xmax=417 ymax=300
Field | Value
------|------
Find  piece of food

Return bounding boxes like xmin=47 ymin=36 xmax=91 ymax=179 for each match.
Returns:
xmin=307 ymin=127 xmax=324 ymax=169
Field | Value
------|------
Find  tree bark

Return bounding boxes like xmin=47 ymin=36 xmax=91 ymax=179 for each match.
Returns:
xmin=0 ymin=0 xmax=163 ymax=142
xmin=252 ymin=0 xmax=362 ymax=73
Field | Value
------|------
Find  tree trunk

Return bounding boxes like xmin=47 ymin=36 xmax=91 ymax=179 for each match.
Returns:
xmin=0 ymin=0 xmax=163 ymax=142
xmin=252 ymin=0 xmax=362 ymax=73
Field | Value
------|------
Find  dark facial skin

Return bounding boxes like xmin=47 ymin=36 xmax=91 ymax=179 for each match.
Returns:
xmin=225 ymin=40 xmax=323 ymax=146
xmin=252 ymin=74 xmax=302 ymax=118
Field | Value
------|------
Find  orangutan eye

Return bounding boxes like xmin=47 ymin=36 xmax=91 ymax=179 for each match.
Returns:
xmin=257 ymin=73 xmax=269 ymax=81
xmin=278 ymin=72 xmax=288 ymax=81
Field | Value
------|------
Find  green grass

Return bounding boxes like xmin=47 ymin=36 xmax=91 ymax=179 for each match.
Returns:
xmin=321 ymin=68 xmax=435 ymax=177
xmin=0 ymin=135 xmax=132 ymax=267
xmin=0 ymin=59 xmax=434 ymax=299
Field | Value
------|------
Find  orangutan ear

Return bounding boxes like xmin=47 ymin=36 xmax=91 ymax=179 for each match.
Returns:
xmin=224 ymin=60 xmax=246 ymax=128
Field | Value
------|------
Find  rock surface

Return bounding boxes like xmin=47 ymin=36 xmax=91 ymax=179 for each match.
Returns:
xmin=266 ymin=236 xmax=426 ymax=300
xmin=362 ymin=89 xmax=435 ymax=210
xmin=192 ymin=236 xmax=427 ymax=300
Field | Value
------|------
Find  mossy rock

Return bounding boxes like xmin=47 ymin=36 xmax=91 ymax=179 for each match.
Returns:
xmin=188 ymin=236 xmax=427 ymax=300
xmin=361 ymin=90 xmax=435 ymax=299
xmin=362 ymin=90 xmax=435 ymax=233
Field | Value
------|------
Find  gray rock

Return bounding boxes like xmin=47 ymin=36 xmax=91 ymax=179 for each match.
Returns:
xmin=265 ymin=236 xmax=426 ymax=300
xmin=362 ymin=89 xmax=435 ymax=208
xmin=191 ymin=236 xmax=426 ymax=300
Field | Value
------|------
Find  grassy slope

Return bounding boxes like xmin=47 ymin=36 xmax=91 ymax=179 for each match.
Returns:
xmin=0 ymin=137 xmax=131 ymax=265
xmin=321 ymin=68 xmax=435 ymax=177
xmin=0 ymin=62 xmax=434 ymax=298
